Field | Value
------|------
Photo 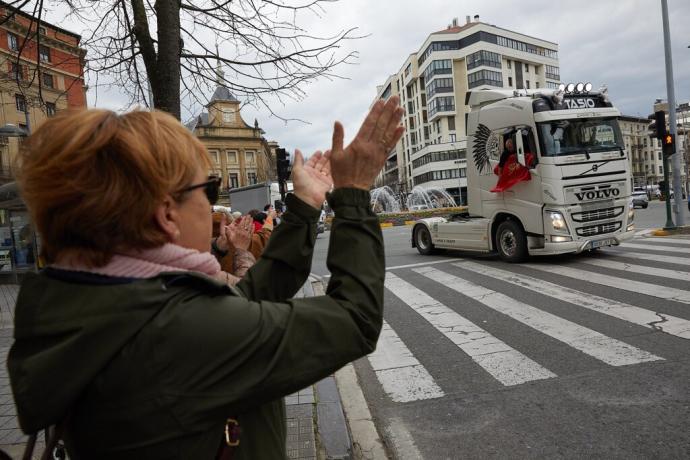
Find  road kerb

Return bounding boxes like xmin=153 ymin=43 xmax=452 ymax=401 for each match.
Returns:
xmin=334 ymin=364 xmax=389 ymax=460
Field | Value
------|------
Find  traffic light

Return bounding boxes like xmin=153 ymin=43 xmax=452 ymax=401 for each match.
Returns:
xmin=648 ymin=110 xmax=667 ymax=139
xmin=276 ymin=148 xmax=290 ymax=182
xmin=662 ymin=132 xmax=675 ymax=157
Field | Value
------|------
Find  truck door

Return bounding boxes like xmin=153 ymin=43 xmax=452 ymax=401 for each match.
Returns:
xmin=502 ymin=127 xmax=544 ymax=235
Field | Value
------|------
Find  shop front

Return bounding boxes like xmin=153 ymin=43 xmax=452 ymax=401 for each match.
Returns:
xmin=0 ymin=182 xmax=39 ymax=284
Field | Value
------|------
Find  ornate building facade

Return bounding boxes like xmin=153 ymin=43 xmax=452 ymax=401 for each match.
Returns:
xmin=186 ymin=86 xmax=276 ymax=193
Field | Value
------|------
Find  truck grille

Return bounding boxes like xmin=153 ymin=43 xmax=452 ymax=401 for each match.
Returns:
xmin=576 ymin=221 xmax=622 ymax=237
xmin=571 ymin=206 xmax=624 ymax=223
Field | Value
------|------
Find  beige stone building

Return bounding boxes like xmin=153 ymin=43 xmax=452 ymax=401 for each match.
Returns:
xmin=186 ymin=86 xmax=276 ymax=194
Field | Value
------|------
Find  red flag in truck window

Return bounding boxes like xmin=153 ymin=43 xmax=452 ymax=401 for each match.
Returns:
xmin=490 ymin=153 xmax=534 ymax=192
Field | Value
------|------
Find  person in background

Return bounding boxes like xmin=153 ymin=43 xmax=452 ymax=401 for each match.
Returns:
xmin=9 ymin=95 xmax=404 ymax=459
xmin=211 ymin=211 xmax=255 ymax=284
xmin=252 ymin=211 xmax=266 ymax=232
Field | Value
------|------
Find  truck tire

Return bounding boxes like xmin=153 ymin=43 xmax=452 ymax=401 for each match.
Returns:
xmin=495 ymin=220 xmax=528 ymax=263
xmin=414 ymin=225 xmax=435 ymax=255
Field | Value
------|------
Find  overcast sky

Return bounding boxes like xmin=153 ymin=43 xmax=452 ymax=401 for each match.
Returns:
xmin=48 ymin=0 xmax=690 ymax=157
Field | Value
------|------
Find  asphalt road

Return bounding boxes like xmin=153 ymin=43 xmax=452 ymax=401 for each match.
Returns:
xmin=311 ymin=213 xmax=690 ymax=459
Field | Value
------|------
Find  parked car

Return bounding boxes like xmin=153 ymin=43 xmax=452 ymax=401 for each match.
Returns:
xmin=631 ymin=189 xmax=649 ymax=209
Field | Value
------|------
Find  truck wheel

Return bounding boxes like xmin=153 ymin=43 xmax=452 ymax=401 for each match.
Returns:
xmin=414 ymin=226 xmax=435 ymax=255
xmin=496 ymin=220 xmax=528 ymax=263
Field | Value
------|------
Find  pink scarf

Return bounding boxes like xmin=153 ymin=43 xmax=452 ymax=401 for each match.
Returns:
xmin=52 ymin=243 xmax=222 ymax=279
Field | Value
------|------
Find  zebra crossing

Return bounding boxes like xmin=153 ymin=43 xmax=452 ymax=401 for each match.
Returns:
xmin=365 ymin=236 xmax=690 ymax=404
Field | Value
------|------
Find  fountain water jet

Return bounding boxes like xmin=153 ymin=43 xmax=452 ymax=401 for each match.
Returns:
xmin=370 ymin=186 xmax=401 ymax=213
xmin=406 ymin=186 xmax=457 ymax=210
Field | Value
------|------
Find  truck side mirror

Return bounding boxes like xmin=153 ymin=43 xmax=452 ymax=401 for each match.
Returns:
xmin=515 ymin=131 xmax=526 ymax=167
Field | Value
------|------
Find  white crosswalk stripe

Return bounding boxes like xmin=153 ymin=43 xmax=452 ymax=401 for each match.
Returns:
xmin=367 ymin=321 xmax=445 ymax=403
xmin=579 ymin=257 xmax=690 ymax=282
xmin=523 ymin=263 xmax=690 ymax=304
xmin=631 ymin=237 xmax=690 ymax=246
xmin=384 ymin=272 xmax=556 ymax=386
xmin=604 ymin=251 xmax=690 ymax=267
xmin=620 ymin=242 xmax=690 ymax=254
xmin=367 ymin=243 xmax=690 ymax=402
xmin=456 ymin=261 xmax=690 ymax=340
xmin=414 ymin=266 xmax=662 ymax=366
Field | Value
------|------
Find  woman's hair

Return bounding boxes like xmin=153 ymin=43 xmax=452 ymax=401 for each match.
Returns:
xmin=17 ymin=109 xmax=211 ymax=267
xmin=252 ymin=212 xmax=267 ymax=224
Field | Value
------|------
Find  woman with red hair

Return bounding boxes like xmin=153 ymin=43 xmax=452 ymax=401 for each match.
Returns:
xmin=8 ymin=97 xmax=404 ymax=459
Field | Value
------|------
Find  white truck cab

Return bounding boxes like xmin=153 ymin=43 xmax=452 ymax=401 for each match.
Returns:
xmin=412 ymin=86 xmax=635 ymax=262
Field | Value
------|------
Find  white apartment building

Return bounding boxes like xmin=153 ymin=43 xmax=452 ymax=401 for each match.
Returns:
xmin=373 ymin=15 xmax=560 ymax=205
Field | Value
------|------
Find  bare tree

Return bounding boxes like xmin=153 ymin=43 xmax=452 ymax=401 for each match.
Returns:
xmin=3 ymin=0 xmax=359 ymax=120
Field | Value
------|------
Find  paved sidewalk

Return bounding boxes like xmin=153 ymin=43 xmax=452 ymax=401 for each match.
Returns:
xmin=0 ymin=277 xmax=353 ymax=460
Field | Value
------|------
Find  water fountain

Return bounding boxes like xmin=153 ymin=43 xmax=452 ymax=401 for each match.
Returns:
xmin=370 ymin=186 xmax=401 ymax=213
xmin=405 ymin=186 xmax=457 ymax=210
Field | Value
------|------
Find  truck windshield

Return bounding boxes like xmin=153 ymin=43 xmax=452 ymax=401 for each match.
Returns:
xmin=537 ymin=117 xmax=624 ymax=157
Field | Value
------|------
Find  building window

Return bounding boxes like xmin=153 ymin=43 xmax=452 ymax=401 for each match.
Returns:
xmin=508 ymin=76 xmax=513 ymax=87
xmin=209 ymin=150 xmax=220 ymax=164
xmin=245 ymin=151 xmax=255 ymax=164
xmin=45 ymin=102 xmax=56 ymax=117
xmin=39 ymin=45 xmax=51 ymax=63
xmin=9 ymin=62 xmax=22 ymax=80
xmin=658 ymin=152 xmax=662 ymax=160
xmin=467 ymin=69 xmax=503 ymax=89
xmin=42 ymin=73 xmax=54 ymax=88
xmin=526 ymin=80 xmax=530 ymax=89
xmin=545 ymin=65 xmax=560 ymax=80
xmin=536 ymin=81 xmax=540 ymax=89
xmin=421 ymin=59 xmax=452 ymax=83
xmin=427 ymin=96 xmax=455 ymax=118
xmin=38 ymin=26 xmax=46 ymax=35
xmin=659 ymin=166 xmax=662 ymax=174
xmin=7 ymin=33 xmax=18 ymax=51
xmin=247 ymin=172 xmax=257 ymax=184
xmin=507 ymin=59 xmax=511 ymax=70
xmin=15 ymin=94 xmax=26 ymax=112
xmin=226 ymin=150 xmax=237 ymax=163
xmin=525 ymin=63 xmax=529 ymax=73
xmin=448 ymin=116 xmax=455 ymax=131
xmin=228 ymin=172 xmax=239 ymax=188
xmin=425 ymin=77 xmax=453 ymax=98
xmin=466 ymin=50 xmax=502 ymax=71
xmin=450 ymin=133 xmax=456 ymax=142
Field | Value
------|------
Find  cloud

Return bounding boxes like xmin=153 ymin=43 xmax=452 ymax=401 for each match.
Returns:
xmin=42 ymin=0 xmax=690 ymax=154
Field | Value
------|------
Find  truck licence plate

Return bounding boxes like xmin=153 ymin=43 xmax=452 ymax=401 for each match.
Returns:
xmin=591 ymin=238 xmax=616 ymax=249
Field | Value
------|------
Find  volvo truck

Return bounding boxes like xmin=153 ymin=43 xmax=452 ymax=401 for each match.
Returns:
xmin=412 ymin=85 xmax=635 ymax=262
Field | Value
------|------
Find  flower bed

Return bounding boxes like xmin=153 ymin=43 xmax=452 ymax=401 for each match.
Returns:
xmin=325 ymin=207 xmax=467 ymax=229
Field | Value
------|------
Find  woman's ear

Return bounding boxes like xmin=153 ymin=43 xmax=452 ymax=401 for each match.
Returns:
xmin=154 ymin=196 xmax=182 ymax=242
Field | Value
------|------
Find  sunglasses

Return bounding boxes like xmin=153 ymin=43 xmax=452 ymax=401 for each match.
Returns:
xmin=176 ymin=176 xmax=221 ymax=205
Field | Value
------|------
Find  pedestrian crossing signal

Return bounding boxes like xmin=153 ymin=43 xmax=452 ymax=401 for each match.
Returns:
xmin=662 ymin=133 xmax=675 ymax=157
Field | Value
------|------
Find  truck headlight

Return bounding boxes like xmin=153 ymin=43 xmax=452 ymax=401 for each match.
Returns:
xmin=546 ymin=211 xmax=569 ymax=234
xmin=628 ymin=200 xmax=634 ymax=223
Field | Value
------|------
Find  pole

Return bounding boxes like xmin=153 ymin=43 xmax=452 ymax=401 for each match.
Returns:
xmin=661 ymin=0 xmax=686 ymax=225
xmin=662 ymin=155 xmax=675 ymax=229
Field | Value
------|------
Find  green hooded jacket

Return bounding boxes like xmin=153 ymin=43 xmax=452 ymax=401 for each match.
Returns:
xmin=7 ymin=188 xmax=384 ymax=459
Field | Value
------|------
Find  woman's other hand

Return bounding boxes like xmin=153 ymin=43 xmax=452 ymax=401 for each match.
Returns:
xmin=291 ymin=150 xmax=333 ymax=210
